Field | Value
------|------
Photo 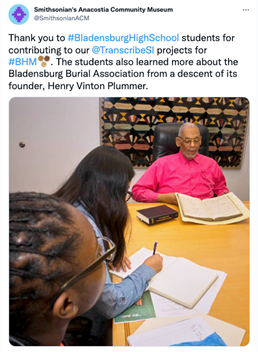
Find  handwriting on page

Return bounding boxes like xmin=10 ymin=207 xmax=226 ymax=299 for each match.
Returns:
xmin=150 ymin=292 xmax=194 ymax=317
xmin=179 ymin=195 xmax=211 ymax=219
xmin=204 ymin=196 xmax=241 ymax=219
xmin=128 ymin=316 xmax=213 ymax=346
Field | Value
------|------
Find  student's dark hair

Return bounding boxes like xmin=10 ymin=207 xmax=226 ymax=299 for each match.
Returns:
xmin=54 ymin=145 xmax=135 ymax=266
xmin=9 ymin=192 xmax=83 ymax=334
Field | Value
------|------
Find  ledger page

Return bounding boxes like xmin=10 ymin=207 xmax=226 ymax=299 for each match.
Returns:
xmin=203 ymin=194 xmax=242 ymax=220
xmin=178 ymin=193 xmax=212 ymax=220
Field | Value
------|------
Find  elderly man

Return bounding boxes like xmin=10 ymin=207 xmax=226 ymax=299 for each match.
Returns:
xmin=132 ymin=122 xmax=229 ymax=205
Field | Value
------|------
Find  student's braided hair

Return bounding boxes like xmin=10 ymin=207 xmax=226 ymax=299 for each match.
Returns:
xmin=9 ymin=192 xmax=83 ymax=334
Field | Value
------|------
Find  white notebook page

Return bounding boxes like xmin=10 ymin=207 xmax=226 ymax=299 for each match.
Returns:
xmin=149 ymin=257 xmax=218 ymax=307
xmin=128 ymin=316 xmax=214 ymax=346
xmin=109 ymin=247 xmax=176 ymax=279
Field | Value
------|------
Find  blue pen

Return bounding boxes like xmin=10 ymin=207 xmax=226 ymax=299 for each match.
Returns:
xmin=153 ymin=241 xmax=158 ymax=255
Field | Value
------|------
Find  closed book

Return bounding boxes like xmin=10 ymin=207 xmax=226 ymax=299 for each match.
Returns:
xmin=137 ymin=205 xmax=178 ymax=225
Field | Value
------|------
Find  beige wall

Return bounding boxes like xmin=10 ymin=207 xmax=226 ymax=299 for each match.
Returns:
xmin=9 ymin=97 xmax=249 ymax=200
xmin=9 ymin=97 xmax=101 ymax=194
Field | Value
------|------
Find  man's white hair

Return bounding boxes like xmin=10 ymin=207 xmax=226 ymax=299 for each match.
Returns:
xmin=178 ymin=122 xmax=200 ymax=137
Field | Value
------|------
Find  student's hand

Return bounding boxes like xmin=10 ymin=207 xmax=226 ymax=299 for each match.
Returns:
xmin=157 ymin=193 xmax=178 ymax=205
xmin=135 ymin=297 xmax=143 ymax=306
xmin=143 ymin=254 xmax=163 ymax=274
xmin=107 ymin=256 xmax=132 ymax=272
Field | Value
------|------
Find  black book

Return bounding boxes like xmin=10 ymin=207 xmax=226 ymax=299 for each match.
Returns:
xmin=137 ymin=205 xmax=178 ymax=225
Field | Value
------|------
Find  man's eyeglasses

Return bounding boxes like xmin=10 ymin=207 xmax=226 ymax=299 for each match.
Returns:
xmin=125 ymin=191 xmax=133 ymax=202
xmin=48 ymin=236 xmax=116 ymax=311
xmin=179 ymin=137 xmax=201 ymax=145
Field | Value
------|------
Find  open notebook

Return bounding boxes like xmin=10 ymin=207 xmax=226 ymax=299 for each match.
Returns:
xmin=110 ymin=248 xmax=218 ymax=309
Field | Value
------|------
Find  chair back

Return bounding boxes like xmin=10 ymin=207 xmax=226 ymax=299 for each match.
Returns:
xmin=9 ymin=335 xmax=41 ymax=346
xmin=152 ymin=123 xmax=209 ymax=162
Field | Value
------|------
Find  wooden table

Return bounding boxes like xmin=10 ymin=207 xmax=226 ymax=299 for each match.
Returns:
xmin=112 ymin=202 xmax=249 ymax=346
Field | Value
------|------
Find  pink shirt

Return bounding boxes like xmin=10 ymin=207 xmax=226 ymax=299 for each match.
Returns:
xmin=132 ymin=150 xmax=229 ymax=202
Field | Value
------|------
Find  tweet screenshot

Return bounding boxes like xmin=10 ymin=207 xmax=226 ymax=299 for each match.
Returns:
xmin=1 ymin=1 xmax=257 ymax=351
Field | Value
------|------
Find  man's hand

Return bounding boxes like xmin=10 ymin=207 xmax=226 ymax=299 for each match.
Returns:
xmin=107 ymin=256 xmax=132 ymax=272
xmin=157 ymin=193 xmax=178 ymax=205
xmin=143 ymin=254 xmax=163 ymax=274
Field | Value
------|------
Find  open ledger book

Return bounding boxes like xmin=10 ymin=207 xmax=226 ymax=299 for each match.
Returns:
xmin=110 ymin=248 xmax=218 ymax=309
xmin=176 ymin=192 xmax=249 ymax=225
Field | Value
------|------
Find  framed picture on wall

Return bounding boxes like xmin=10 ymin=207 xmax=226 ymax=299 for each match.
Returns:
xmin=101 ymin=97 xmax=249 ymax=169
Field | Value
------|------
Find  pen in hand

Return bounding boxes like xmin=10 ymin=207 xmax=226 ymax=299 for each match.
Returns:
xmin=143 ymin=243 xmax=163 ymax=273
xmin=153 ymin=241 xmax=158 ymax=255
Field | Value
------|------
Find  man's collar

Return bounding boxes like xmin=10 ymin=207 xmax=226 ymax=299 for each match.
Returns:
xmin=179 ymin=149 xmax=200 ymax=164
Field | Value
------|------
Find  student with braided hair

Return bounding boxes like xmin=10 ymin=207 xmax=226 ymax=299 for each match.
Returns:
xmin=9 ymin=192 xmax=110 ymax=346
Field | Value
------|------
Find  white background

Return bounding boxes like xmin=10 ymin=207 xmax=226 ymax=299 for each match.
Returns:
xmin=1 ymin=1 xmax=257 ymax=351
